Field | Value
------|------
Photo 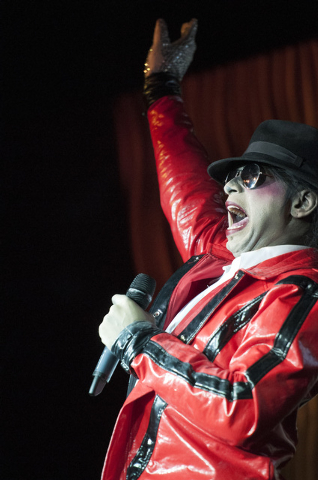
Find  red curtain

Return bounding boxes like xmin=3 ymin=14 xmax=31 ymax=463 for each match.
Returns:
xmin=113 ymin=38 xmax=318 ymax=479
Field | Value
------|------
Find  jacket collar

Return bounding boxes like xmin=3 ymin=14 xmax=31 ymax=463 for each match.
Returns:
xmin=244 ymin=247 xmax=318 ymax=279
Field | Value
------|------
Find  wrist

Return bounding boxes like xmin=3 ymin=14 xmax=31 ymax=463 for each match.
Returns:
xmin=143 ymin=72 xmax=181 ymax=109
xmin=111 ymin=321 xmax=163 ymax=374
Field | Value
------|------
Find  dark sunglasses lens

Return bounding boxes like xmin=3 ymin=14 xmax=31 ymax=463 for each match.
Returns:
xmin=241 ymin=164 xmax=261 ymax=189
xmin=224 ymin=163 xmax=265 ymax=189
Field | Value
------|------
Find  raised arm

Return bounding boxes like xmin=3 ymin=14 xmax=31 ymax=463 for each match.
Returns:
xmin=144 ymin=20 xmax=231 ymax=262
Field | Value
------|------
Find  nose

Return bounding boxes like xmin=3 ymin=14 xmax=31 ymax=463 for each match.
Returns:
xmin=224 ymin=175 xmax=244 ymax=195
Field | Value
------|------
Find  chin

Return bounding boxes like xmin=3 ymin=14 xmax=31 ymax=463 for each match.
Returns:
xmin=226 ymin=240 xmax=243 ymax=257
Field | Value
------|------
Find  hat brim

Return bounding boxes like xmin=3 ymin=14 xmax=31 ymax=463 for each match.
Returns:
xmin=207 ymin=153 xmax=318 ymax=189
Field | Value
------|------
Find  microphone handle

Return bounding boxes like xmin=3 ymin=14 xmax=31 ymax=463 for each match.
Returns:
xmin=89 ymin=347 xmax=118 ymax=396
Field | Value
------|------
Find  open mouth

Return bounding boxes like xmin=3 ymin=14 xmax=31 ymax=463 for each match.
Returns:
xmin=226 ymin=204 xmax=249 ymax=234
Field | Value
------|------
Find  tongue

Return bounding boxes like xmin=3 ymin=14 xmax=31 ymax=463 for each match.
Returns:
xmin=232 ymin=209 xmax=246 ymax=223
xmin=234 ymin=214 xmax=243 ymax=223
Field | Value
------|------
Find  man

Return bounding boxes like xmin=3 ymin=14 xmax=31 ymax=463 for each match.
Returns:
xmin=99 ymin=19 xmax=318 ymax=479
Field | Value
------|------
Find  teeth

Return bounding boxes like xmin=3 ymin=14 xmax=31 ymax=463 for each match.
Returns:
xmin=227 ymin=206 xmax=246 ymax=218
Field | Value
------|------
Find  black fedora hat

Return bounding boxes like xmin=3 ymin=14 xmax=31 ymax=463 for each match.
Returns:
xmin=207 ymin=120 xmax=318 ymax=189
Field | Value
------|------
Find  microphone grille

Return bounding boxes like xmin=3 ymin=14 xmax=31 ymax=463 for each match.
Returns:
xmin=127 ymin=273 xmax=156 ymax=309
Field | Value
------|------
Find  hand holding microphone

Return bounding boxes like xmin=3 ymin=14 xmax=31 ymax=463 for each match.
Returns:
xmin=99 ymin=294 xmax=155 ymax=350
xmin=89 ymin=274 xmax=156 ymax=396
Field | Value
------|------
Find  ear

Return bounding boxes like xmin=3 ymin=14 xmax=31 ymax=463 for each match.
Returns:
xmin=290 ymin=190 xmax=318 ymax=219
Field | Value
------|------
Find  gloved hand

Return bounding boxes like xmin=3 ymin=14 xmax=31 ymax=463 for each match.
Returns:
xmin=99 ymin=295 xmax=155 ymax=350
xmin=144 ymin=18 xmax=198 ymax=82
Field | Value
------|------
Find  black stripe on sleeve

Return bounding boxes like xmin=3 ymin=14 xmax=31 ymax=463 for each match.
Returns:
xmin=143 ymin=340 xmax=253 ymax=401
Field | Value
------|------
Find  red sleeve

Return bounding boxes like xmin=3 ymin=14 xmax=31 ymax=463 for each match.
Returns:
xmin=148 ymin=96 xmax=232 ymax=262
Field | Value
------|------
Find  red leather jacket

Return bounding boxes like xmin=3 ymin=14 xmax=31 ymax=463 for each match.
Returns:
xmin=102 ymin=96 xmax=318 ymax=480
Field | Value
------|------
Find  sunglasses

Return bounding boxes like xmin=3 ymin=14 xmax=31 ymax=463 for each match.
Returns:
xmin=224 ymin=163 xmax=273 ymax=189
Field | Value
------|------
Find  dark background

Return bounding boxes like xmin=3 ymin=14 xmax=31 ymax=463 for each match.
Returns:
xmin=3 ymin=1 xmax=318 ymax=479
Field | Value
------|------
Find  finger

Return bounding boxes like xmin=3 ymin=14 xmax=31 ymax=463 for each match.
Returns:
xmin=152 ymin=18 xmax=161 ymax=45
xmin=153 ymin=18 xmax=170 ymax=46
xmin=180 ymin=18 xmax=198 ymax=41
xmin=111 ymin=295 xmax=137 ymax=313
xmin=111 ymin=294 xmax=127 ymax=306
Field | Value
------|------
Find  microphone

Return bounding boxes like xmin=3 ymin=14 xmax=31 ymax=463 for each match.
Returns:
xmin=89 ymin=273 xmax=156 ymax=396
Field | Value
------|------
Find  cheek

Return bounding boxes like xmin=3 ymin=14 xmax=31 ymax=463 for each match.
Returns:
xmin=250 ymin=183 xmax=287 ymax=208
xmin=257 ymin=182 xmax=286 ymax=198
xmin=248 ymin=184 xmax=288 ymax=225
